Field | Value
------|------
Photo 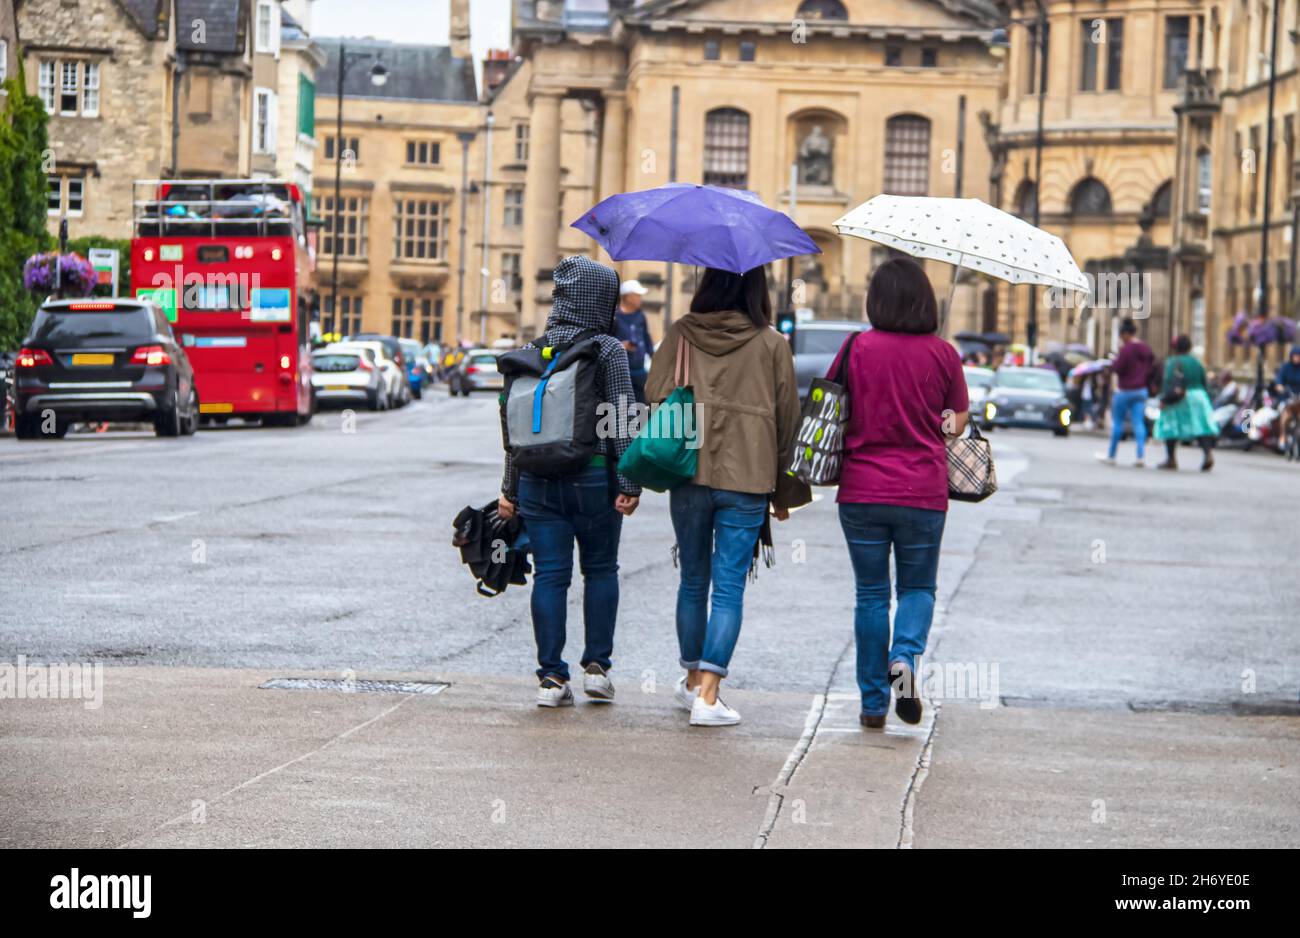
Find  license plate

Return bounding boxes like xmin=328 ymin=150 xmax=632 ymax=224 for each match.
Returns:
xmin=1015 ymin=409 xmax=1037 ymax=421
xmin=200 ymin=402 xmax=233 ymax=414
xmin=325 ymin=385 xmax=350 ymax=391
xmin=71 ymin=353 xmax=114 ymax=366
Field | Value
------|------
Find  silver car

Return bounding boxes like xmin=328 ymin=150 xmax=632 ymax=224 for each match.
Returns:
xmin=310 ymin=347 xmax=387 ymax=410
xmin=448 ymin=349 xmax=503 ymax=396
xmin=793 ymin=320 xmax=871 ymax=400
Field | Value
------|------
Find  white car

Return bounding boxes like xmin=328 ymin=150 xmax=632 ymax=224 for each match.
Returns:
xmin=310 ymin=347 xmax=387 ymax=410
xmin=964 ymin=366 xmax=995 ymax=411
xmin=327 ymin=341 xmax=406 ymax=408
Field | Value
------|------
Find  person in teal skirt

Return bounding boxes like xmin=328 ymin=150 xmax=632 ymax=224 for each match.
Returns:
xmin=1155 ymin=335 xmax=1218 ymax=472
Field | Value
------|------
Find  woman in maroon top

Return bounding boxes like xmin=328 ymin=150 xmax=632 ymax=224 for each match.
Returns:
xmin=827 ymin=258 xmax=969 ymax=729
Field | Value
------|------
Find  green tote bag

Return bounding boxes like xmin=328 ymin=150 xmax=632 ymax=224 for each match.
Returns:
xmin=617 ymin=337 xmax=699 ymax=492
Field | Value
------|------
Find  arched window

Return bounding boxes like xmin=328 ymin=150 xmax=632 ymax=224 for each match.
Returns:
xmin=1013 ymin=180 xmax=1038 ymax=219
xmin=1196 ymin=148 xmax=1212 ymax=214
xmin=1069 ymin=177 xmax=1113 ymax=215
xmin=883 ymin=114 xmax=930 ymax=196
xmin=796 ymin=0 xmax=848 ymax=19
xmin=703 ymin=108 xmax=750 ymax=189
xmin=1151 ymin=180 xmax=1173 ymax=217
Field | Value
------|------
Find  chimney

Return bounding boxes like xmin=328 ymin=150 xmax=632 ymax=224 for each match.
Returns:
xmin=450 ymin=0 xmax=471 ymax=60
xmin=482 ymin=49 xmax=513 ymax=95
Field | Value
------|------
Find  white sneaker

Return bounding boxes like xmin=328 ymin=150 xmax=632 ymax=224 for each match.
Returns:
xmin=582 ymin=663 xmax=615 ymax=703
xmin=1133 ymin=457 xmax=1146 ymax=468
xmin=1094 ymin=453 xmax=1116 ymax=465
xmin=536 ymin=678 xmax=574 ymax=708
xmin=673 ymin=674 xmax=698 ymax=712
xmin=690 ymin=695 xmax=741 ymax=726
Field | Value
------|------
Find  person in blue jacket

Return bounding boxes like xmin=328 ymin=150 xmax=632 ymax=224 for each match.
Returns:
xmin=611 ymin=280 xmax=655 ymax=404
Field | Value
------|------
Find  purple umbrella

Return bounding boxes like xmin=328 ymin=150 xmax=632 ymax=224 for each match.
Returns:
xmin=571 ymin=183 xmax=820 ymax=275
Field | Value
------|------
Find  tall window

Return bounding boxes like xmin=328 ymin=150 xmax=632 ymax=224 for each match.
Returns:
xmin=883 ymin=115 xmax=931 ymax=196
xmin=704 ymin=39 xmax=720 ymax=61
xmin=322 ymin=295 xmax=362 ymax=335
xmin=256 ymin=0 xmax=280 ymax=54
xmin=1151 ymin=180 xmax=1173 ymax=218
xmin=501 ymin=252 xmax=523 ymax=293
xmin=297 ymin=75 xmax=315 ymax=136
xmin=1025 ymin=22 xmax=1049 ymax=93
xmin=1248 ymin=125 xmax=1261 ymax=218
xmin=739 ymin=41 xmax=756 ymax=62
xmin=1014 ymin=180 xmax=1038 ymax=219
xmin=47 ymin=173 xmax=86 ymax=216
xmin=1196 ymin=148 xmax=1212 ymax=214
xmin=0 ymin=40 xmax=7 ymax=82
xmin=1080 ymin=18 xmax=1123 ymax=91
xmin=254 ymin=88 xmax=277 ymax=154
xmin=514 ymin=122 xmax=529 ymax=161
xmin=503 ymin=186 xmax=524 ymax=226
xmin=391 ymin=297 xmax=442 ymax=342
xmin=703 ymin=108 xmax=750 ymax=189
xmin=1069 ymin=177 xmax=1113 ymax=215
xmin=393 ymin=199 xmax=447 ymax=261
xmin=321 ymin=195 xmax=369 ymax=258
xmin=1164 ymin=16 xmax=1191 ymax=89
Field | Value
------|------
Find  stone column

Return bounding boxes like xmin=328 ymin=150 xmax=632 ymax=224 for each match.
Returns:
xmin=523 ymin=89 xmax=564 ymax=333
xmin=599 ymin=91 xmax=628 ymax=204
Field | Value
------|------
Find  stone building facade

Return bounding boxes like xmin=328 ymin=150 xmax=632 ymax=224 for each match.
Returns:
xmin=1169 ymin=0 xmax=1299 ymax=372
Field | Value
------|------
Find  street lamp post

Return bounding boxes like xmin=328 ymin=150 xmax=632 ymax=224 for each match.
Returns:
xmin=1253 ymin=0 xmax=1282 ymax=405
xmin=329 ymin=43 xmax=387 ymax=335
xmin=456 ymin=131 xmax=475 ymax=345
xmin=1028 ymin=0 xmax=1048 ymax=364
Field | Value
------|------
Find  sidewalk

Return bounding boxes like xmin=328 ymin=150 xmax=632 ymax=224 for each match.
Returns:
xmin=1 ymin=666 xmax=930 ymax=849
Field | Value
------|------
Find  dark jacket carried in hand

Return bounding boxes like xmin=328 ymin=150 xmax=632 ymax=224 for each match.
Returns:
xmin=500 ymin=255 xmax=641 ymax=500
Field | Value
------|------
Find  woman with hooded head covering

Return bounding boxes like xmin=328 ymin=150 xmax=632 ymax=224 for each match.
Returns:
xmin=498 ymin=256 xmax=641 ymax=708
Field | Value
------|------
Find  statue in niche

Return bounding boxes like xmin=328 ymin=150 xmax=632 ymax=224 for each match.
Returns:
xmin=798 ymin=124 xmax=834 ymax=187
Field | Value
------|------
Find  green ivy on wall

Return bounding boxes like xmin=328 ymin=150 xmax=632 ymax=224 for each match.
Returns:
xmin=0 ymin=73 xmax=54 ymax=350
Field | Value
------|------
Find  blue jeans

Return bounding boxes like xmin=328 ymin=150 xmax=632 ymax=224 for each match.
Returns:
xmin=1107 ymin=388 xmax=1148 ymax=459
xmin=669 ymin=485 xmax=767 ymax=677
xmin=518 ymin=466 xmax=622 ymax=682
xmin=839 ymin=503 xmax=946 ymax=717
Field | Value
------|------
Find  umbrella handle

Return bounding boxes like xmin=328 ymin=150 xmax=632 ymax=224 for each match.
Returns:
xmin=941 ymin=253 xmax=963 ymax=336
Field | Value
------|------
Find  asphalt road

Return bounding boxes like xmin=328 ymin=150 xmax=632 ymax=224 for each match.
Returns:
xmin=1 ymin=390 xmax=1296 ymax=848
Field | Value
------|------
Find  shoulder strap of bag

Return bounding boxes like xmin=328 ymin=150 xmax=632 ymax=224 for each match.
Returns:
xmin=674 ymin=335 xmax=691 ymax=388
xmin=833 ymin=331 xmax=859 ymax=387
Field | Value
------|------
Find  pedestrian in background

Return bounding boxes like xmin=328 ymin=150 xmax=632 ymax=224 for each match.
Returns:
xmin=1097 ymin=318 xmax=1154 ymax=467
xmin=612 ymin=280 xmax=654 ymax=404
xmin=830 ymin=258 xmax=969 ymax=730
xmin=1154 ymin=335 xmax=1219 ymax=471
xmin=645 ymin=265 xmax=808 ymax=727
xmin=498 ymin=256 xmax=641 ymax=708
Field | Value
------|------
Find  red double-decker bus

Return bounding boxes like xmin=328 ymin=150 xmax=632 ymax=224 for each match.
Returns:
xmin=130 ymin=179 xmax=316 ymax=426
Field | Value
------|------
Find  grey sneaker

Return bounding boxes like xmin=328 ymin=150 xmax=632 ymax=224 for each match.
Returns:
xmin=582 ymin=663 xmax=614 ymax=703
xmin=536 ymin=677 xmax=574 ymax=708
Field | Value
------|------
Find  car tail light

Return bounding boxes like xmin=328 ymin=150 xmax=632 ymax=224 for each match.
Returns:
xmin=130 ymin=345 xmax=172 ymax=366
xmin=357 ymin=357 xmax=373 ymax=371
xmin=466 ymin=366 xmax=480 ymax=375
xmin=16 ymin=348 xmax=53 ymax=368
xmin=67 ymin=302 xmax=117 ymax=310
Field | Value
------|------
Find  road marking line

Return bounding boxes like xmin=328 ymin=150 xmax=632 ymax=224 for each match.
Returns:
xmin=116 ymin=693 xmax=415 ymax=848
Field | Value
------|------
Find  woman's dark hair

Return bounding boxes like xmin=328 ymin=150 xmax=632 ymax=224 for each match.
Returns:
xmin=865 ymin=257 xmax=938 ymax=334
xmin=690 ymin=266 xmax=772 ymax=329
xmin=1173 ymin=334 xmax=1192 ymax=354
xmin=1119 ymin=318 xmax=1139 ymax=337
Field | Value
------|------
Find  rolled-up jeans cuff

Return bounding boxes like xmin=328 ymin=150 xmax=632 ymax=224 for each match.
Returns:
xmin=679 ymin=658 xmax=700 ymax=671
xmin=698 ymin=661 xmax=729 ymax=678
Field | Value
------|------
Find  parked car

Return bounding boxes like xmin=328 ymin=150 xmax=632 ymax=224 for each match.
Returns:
xmin=329 ymin=340 xmax=408 ymax=408
xmin=399 ymin=338 xmax=428 ymax=399
xmin=448 ymin=348 xmax=503 ymax=396
xmin=964 ymin=366 xmax=995 ymax=412
xmin=11 ymin=298 xmax=199 ymax=439
xmin=792 ymin=320 xmax=872 ymax=400
xmin=980 ymin=366 xmax=1072 ymax=436
xmin=310 ymin=347 xmax=386 ymax=410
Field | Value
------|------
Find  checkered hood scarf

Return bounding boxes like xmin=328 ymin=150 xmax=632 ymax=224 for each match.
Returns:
xmin=501 ymin=255 xmax=641 ymax=498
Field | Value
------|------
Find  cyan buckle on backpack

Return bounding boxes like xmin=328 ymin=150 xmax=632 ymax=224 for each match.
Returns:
xmin=497 ymin=329 xmax=603 ymax=477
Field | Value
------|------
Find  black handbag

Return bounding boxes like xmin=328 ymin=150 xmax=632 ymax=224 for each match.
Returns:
xmin=1161 ymin=361 xmax=1187 ymax=406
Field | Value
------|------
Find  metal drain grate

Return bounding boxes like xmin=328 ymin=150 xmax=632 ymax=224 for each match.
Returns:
xmin=259 ymin=678 xmax=449 ymax=695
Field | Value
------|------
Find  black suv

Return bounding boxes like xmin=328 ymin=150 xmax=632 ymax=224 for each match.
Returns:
xmin=13 ymin=299 xmax=199 ymax=439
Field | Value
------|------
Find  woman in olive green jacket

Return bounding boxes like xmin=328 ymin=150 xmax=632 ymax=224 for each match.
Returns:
xmin=644 ymin=266 xmax=810 ymax=727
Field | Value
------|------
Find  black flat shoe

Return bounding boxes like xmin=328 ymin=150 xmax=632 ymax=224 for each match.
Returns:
xmin=889 ymin=661 xmax=923 ymax=725
xmin=860 ymin=713 xmax=886 ymax=730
